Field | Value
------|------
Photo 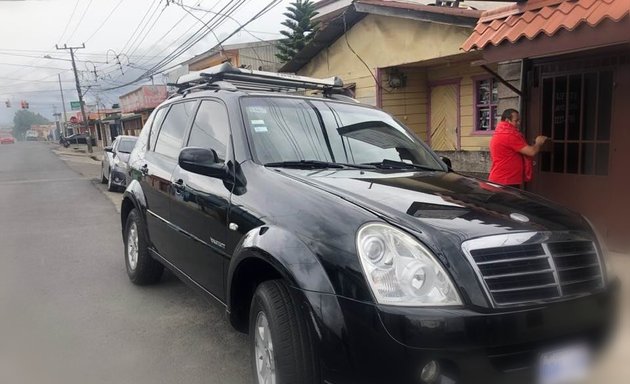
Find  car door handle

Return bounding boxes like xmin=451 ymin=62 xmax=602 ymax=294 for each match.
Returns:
xmin=173 ymin=179 xmax=184 ymax=194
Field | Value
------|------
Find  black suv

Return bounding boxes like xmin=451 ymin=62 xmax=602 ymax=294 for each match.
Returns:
xmin=120 ymin=64 xmax=618 ymax=384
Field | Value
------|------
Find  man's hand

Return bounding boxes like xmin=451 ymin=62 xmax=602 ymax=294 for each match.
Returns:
xmin=535 ymin=135 xmax=548 ymax=146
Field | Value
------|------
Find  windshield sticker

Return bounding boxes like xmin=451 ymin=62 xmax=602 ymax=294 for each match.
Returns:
xmin=254 ymin=126 xmax=268 ymax=133
xmin=248 ymin=106 xmax=267 ymax=114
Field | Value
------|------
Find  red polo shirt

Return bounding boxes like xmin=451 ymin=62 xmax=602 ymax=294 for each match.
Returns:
xmin=489 ymin=121 xmax=530 ymax=185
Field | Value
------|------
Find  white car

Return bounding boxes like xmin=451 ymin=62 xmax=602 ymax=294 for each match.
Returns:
xmin=101 ymin=135 xmax=137 ymax=192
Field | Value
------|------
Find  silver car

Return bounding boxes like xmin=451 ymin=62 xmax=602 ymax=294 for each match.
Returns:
xmin=101 ymin=135 xmax=137 ymax=192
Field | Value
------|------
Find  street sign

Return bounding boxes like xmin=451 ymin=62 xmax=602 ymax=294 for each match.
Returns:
xmin=70 ymin=101 xmax=81 ymax=110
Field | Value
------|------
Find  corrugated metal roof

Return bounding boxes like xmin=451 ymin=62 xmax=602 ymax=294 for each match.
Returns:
xmin=462 ymin=0 xmax=630 ymax=51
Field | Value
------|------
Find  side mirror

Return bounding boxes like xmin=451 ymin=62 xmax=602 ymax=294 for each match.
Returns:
xmin=104 ymin=146 xmax=113 ymax=153
xmin=441 ymin=156 xmax=453 ymax=171
xmin=178 ymin=147 xmax=229 ymax=179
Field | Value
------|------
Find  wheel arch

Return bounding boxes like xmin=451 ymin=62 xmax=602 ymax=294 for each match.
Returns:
xmin=227 ymin=226 xmax=336 ymax=333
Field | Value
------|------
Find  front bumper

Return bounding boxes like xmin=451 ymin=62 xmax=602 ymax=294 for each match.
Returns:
xmin=304 ymin=278 xmax=619 ymax=384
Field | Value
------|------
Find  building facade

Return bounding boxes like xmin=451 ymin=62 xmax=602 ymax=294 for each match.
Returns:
xmin=282 ymin=0 xmax=516 ymax=177
xmin=462 ymin=0 xmax=630 ymax=248
xmin=118 ymin=85 xmax=168 ymax=136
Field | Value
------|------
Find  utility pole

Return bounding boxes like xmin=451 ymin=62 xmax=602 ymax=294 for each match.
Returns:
xmin=56 ymin=43 xmax=92 ymax=153
xmin=58 ymin=73 xmax=68 ymax=137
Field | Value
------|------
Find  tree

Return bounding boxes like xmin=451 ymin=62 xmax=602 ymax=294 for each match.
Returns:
xmin=276 ymin=0 xmax=319 ymax=64
xmin=13 ymin=110 xmax=50 ymax=140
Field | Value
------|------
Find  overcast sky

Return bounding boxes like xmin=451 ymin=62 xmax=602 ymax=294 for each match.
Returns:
xmin=0 ymin=0 xmax=294 ymax=126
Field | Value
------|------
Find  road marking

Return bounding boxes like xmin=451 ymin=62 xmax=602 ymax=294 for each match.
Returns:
xmin=0 ymin=177 xmax=87 ymax=185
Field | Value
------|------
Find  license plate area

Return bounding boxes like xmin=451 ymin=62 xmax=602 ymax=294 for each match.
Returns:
xmin=538 ymin=344 xmax=592 ymax=384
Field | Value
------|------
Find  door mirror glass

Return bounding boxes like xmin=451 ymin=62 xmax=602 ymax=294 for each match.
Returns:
xmin=178 ymin=147 xmax=228 ymax=179
xmin=104 ymin=146 xmax=113 ymax=153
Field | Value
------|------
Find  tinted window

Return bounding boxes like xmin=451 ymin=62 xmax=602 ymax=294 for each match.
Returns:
xmin=187 ymin=100 xmax=230 ymax=160
xmin=149 ymin=107 xmax=168 ymax=151
xmin=117 ymin=138 xmax=137 ymax=153
xmin=154 ymin=102 xmax=196 ymax=159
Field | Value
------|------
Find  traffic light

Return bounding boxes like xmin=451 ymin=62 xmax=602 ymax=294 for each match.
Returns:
xmin=4 ymin=100 xmax=10 ymax=108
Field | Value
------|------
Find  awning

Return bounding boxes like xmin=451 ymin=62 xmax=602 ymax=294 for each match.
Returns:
xmin=462 ymin=0 xmax=630 ymax=63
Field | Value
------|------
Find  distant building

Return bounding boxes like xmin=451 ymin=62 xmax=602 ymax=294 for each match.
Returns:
xmin=118 ymin=85 xmax=168 ymax=136
xmin=164 ymin=40 xmax=283 ymax=84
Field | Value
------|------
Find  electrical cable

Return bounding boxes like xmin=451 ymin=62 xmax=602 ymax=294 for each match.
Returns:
xmin=58 ymin=0 xmax=81 ymax=43
xmin=118 ymin=0 xmax=161 ymax=55
xmin=85 ymin=0 xmax=126 ymax=42
xmin=67 ymin=0 xmax=96 ymax=42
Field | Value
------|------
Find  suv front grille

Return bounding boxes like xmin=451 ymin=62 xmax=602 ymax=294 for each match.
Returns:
xmin=463 ymin=234 xmax=604 ymax=307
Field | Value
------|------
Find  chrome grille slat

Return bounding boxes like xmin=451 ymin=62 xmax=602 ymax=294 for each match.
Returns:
xmin=462 ymin=233 xmax=605 ymax=307
xmin=484 ymin=269 xmax=554 ymax=280
xmin=489 ymin=283 xmax=558 ymax=293
xmin=476 ymin=255 xmax=549 ymax=265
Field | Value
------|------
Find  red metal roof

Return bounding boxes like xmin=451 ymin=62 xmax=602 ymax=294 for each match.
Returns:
xmin=462 ymin=0 xmax=630 ymax=51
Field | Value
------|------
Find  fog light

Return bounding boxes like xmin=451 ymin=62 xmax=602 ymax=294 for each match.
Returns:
xmin=420 ymin=360 xmax=440 ymax=383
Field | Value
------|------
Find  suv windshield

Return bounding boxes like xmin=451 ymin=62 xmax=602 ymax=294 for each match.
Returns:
xmin=118 ymin=139 xmax=137 ymax=154
xmin=241 ymin=97 xmax=444 ymax=171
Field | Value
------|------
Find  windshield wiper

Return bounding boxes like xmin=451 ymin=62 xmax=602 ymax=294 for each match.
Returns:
xmin=362 ymin=159 xmax=441 ymax=171
xmin=264 ymin=160 xmax=375 ymax=170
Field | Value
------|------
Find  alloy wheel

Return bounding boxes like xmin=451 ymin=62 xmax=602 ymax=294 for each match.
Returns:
xmin=127 ymin=221 xmax=138 ymax=271
xmin=254 ymin=311 xmax=276 ymax=384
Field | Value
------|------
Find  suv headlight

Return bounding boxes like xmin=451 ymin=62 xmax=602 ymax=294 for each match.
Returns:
xmin=356 ymin=223 xmax=461 ymax=306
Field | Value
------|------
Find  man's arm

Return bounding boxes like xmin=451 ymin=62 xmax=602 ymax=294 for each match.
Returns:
xmin=519 ymin=135 xmax=548 ymax=157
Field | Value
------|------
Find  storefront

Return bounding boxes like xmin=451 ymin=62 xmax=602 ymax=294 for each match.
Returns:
xmin=462 ymin=0 xmax=630 ymax=248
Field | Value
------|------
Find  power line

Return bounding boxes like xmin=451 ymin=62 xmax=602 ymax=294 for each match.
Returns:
xmin=118 ymin=0 xmax=161 ymax=55
xmin=0 ymin=61 xmax=71 ymax=71
xmin=67 ymin=0 xmax=96 ymax=42
xmin=125 ymin=1 xmax=170 ymax=59
xmin=85 ymin=0 xmax=126 ymax=42
xmin=58 ymin=0 xmax=81 ymax=43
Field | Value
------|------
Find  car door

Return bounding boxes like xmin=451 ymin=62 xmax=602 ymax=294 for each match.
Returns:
xmin=141 ymin=101 xmax=197 ymax=259
xmin=169 ymin=99 xmax=232 ymax=300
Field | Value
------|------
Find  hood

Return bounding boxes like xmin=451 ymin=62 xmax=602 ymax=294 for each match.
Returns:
xmin=116 ymin=152 xmax=131 ymax=163
xmin=276 ymin=169 xmax=588 ymax=243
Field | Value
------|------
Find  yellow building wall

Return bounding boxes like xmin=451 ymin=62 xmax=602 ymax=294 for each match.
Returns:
xmin=298 ymin=14 xmax=474 ymax=106
xmin=380 ymin=70 xmax=428 ymax=141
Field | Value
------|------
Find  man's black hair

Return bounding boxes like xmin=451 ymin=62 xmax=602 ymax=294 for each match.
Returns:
xmin=501 ymin=108 xmax=519 ymax=122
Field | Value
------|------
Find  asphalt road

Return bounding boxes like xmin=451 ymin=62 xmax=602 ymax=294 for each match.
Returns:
xmin=0 ymin=142 xmax=251 ymax=384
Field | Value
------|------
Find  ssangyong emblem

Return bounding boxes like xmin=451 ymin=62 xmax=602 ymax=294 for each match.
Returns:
xmin=510 ymin=213 xmax=530 ymax=223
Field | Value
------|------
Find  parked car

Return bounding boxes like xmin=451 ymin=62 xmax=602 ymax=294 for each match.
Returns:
xmin=120 ymin=64 xmax=618 ymax=384
xmin=25 ymin=130 xmax=39 ymax=141
xmin=64 ymin=133 xmax=97 ymax=146
xmin=101 ymin=135 xmax=137 ymax=192
xmin=0 ymin=133 xmax=15 ymax=144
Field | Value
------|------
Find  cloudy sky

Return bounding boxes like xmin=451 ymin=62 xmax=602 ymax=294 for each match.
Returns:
xmin=0 ymin=0 xmax=294 ymax=126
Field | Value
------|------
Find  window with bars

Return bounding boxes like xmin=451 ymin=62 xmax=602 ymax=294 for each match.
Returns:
xmin=475 ymin=78 xmax=499 ymax=132
xmin=540 ymin=71 xmax=613 ymax=175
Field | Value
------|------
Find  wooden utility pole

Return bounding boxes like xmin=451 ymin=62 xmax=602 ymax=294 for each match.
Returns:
xmin=56 ymin=43 xmax=92 ymax=153
xmin=57 ymin=73 xmax=68 ymax=137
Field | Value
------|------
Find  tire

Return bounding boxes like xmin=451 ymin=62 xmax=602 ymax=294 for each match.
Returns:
xmin=107 ymin=170 xmax=117 ymax=192
xmin=249 ymin=280 xmax=319 ymax=384
xmin=123 ymin=208 xmax=163 ymax=285
xmin=100 ymin=165 xmax=107 ymax=184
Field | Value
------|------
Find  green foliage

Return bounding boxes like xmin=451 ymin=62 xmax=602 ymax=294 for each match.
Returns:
xmin=13 ymin=110 xmax=50 ymax=140
xmin=276 ymin=0 xmax=319 ymax=64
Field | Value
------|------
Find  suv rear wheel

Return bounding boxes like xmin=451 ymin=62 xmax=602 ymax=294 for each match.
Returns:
xmin=124 ymin=208 xmax=163 ymax=285
xmin=249 ymin=280 xmax=319 ymax=384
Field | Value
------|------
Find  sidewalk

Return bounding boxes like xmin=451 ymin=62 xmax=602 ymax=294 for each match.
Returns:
xmin=49 ymin=142 xmax=104 ymax=162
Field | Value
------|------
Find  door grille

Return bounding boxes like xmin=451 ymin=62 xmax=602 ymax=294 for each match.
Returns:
xmin=464 ymin=236 xmax=604 ymax=307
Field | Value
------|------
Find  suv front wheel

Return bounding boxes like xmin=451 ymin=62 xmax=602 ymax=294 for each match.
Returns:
xmin=124 ymin=208 xmax=164 ymax=285
xmin=249 ymin=280 xmax=319 ymax=384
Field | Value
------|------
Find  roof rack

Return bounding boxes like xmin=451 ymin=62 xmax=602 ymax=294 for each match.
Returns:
xmin=169 ymin=62 xmax=345 ymax=95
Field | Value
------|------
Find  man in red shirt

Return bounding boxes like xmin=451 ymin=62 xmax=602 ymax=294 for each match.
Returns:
xmin=489 ymin=109 xmax=547 ymax=188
